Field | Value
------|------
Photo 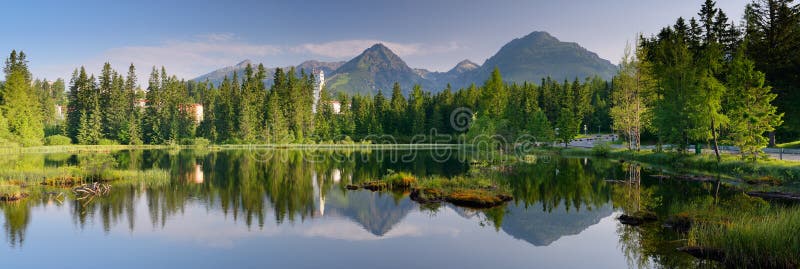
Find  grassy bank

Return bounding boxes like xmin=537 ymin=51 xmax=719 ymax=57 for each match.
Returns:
xmin=0 ymin=144 xmax=173 ymax=155
xmin=777 ymin=141 xmax=800 ymax=149
xmin=558 ymin=147 xmax=800 ymax=184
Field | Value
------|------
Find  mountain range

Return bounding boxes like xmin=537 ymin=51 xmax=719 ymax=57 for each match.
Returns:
xmin=193 ymin=31 xmax=618 ymax=95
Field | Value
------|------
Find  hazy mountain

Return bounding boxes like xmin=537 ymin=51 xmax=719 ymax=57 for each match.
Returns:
xmin=296 ymin=60 xmax=345 ymax=75
xmin=193 ymin=59 xmax=343 ymax=86
xmin=194 ymin=60 xmax=264 ymax=85
xmin=194 ymin=31 xmax=616 ymax=95
xmin=422 ymin=60 xmax=481 ymax=88
xmin=458 ymin=31 xmax=617 ymax=87
xmin=325 ymin=43 xmax=432 ymax=96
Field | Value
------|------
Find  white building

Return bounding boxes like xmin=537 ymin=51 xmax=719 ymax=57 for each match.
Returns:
xmin=55 ymin=105 xmax=65 ymax=120
xmin=330 ymin=100 xmax=342 ymax=114
xmin=191 ymin=104 xmax=204 ymax=123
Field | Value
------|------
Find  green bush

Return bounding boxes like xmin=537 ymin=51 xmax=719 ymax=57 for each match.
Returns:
xmin=97 ymin=139 xmax=118 ymax=145
xmin=192 ymin=138 xmax=211 ymax=147
xmin=339 ymin=136 xmax=354 ymax=144
xmin=591 ymin=142 xmax=611 ymax=157
xmin=45 ymin=135 xmax=72 ymax=146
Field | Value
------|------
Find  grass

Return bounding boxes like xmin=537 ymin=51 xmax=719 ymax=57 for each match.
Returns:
xmin=350 ymin=171 xmax=512 ymax=208
xmin=688 ymin=206 xmax=800 ymax=268
xmin=558 ymin=147 xmax=800 ymax=184
xmin=0 ymin=144 xmax=171 ymax=155
xmin=0 ymin=185 xmax=28 ymax=202
xmin=776 ymin=141 xmax=800 ymax=149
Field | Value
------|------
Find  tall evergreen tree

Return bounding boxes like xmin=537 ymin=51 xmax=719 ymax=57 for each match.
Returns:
xmin=725 ymin=48 xmax=784 ymax=159
xmin=1 ymin=50 xmax=43 ymax=146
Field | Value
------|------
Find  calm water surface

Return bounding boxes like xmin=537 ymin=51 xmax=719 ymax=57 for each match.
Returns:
xmin=0 ymin=149 xmax=728 ymax=268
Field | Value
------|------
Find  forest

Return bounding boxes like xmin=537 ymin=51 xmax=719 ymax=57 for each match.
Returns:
xmin=0 ymin=0 xmax=796 ymax=162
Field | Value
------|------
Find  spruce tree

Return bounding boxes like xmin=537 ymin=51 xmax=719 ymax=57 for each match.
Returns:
xmin=2 ymin=51 xmax=44 ymax=146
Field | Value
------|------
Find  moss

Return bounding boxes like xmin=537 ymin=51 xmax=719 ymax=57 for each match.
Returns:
xmin=444 ymin=189 xmax=512 ymax=208
xmin=0 ymin=185 xmax=28 ymax=202
xmin=360 ymin=181 xmax=388 ymax=191
xmin=618 ymin=211 xmax=658 ymax=226
xmin=351 ymin=172 xmax=512 ymax=209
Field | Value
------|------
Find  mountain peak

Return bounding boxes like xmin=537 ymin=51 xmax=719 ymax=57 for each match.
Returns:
xmin=367 ymin=43 xmax=390 ymax=51
xmin=449 ymin=59 xmax=480 ymax=74
xmin=459 ymin=31 xmax=616 ymax=87
xmin=327 ymin=43 xmax=428 ymax=95
xmin=235 ymin=59 xmax=253 ymax=67
xmin=523 ymin=31 xmax=556 ymax=40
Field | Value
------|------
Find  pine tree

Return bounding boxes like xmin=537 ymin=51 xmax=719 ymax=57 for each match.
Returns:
xmin=555 ymin=106 xmax=579 ymax=147
xmin=265 ymin=90 xmax=289 ymax=143
xmin=388 ymin=82 xmax=406 ymax=135
xmin=744 ymin=0 xmax=800 ymax=142
xmin=725 ymin=48 xmax=783 ymax=160
xmin=481 ymin=67 xmax=507 ymax=119
xmin=408 ymin=84 xmax=426 ymax=135
xmin=529 ymin=110 xmax=554 ymax=142
xmin=2 ymin=50 xmax=43 ymax=146
xmin=314 ymin=87 xmax=334 ymax=141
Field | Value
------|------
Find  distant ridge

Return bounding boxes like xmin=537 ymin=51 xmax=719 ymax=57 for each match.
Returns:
xmin=194 ymin=31 xmax=617 ymax=94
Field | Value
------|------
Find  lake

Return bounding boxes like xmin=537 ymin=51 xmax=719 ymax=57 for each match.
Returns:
xmin=0 ymin=149 xmax=730 ymax=268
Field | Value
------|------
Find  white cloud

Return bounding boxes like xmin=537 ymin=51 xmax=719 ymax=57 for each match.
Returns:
xmin=39 ymin=34 xmax=461 ymax=85
xmin=91 ymin=33 xmax=281 ymax=81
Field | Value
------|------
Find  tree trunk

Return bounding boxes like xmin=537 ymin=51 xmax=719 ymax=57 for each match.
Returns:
xmin=768 ymin=131 xmax=776 ymax=147
xmin=710 ymin=118 xmax=720 ymax=162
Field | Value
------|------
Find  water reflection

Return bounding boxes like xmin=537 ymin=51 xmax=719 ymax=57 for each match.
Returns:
xmin=0 ymin=149 xmax=734 ymax=268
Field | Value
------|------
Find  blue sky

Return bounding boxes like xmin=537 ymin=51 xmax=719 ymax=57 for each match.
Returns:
xmin=1 ymin=0 xmax=749 ymax=84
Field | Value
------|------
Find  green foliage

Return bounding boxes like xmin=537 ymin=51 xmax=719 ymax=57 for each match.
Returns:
xmin=591 ymin=142 xmax=611 ymax=157
xmin=744 ymin=0 xmax=800 ymax=139
xmin=97 ymin=139 xmax=117 ymax=145
xmin=555 ymin=107 xmax=579 ymax=146
xmin=2 ymin=51 xmax=44 ymax=146
xmin=611 ymin=43 xmax=653 ymax=150
xmin=44 ymin=135 xmax=72 ymax=146
xmin=725 ymin=48 xmax=783 ymax=160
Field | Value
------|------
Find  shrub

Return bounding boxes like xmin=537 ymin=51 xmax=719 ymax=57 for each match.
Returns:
xmin=591 ymin=142 xmax=611 ymax=157
xmin=192 ymin=137 xmax=211 ymax=147
xmin=45 ymin=135 xmax=72 ymax=146
xmin=384 ymin=171 xmax=416 ymax=188
xmin=339 ymin=136 xmax=354 ymax=144
xmin=97 ymin=139 xmax=118 ymax=145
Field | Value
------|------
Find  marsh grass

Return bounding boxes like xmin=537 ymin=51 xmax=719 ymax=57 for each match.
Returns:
xmin=0 ymin=185 xmax=27 ymax=201
xmin=559 ymin=148 xmax=800 ymax=184
xmin=689 ymin=206 xmax=800 ymax=268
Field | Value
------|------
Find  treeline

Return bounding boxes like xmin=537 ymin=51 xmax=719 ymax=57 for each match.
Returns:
xmin=0 ymin=48 xmax=612 ymax=146
xmin=612 ymin=0 xmax=788 ymax=159
xmin=0 ymin=51 xmax=66 ymax=146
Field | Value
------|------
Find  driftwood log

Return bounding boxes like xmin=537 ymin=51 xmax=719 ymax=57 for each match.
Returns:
xmin=72 ymin=182 xmax=111 ymax=197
